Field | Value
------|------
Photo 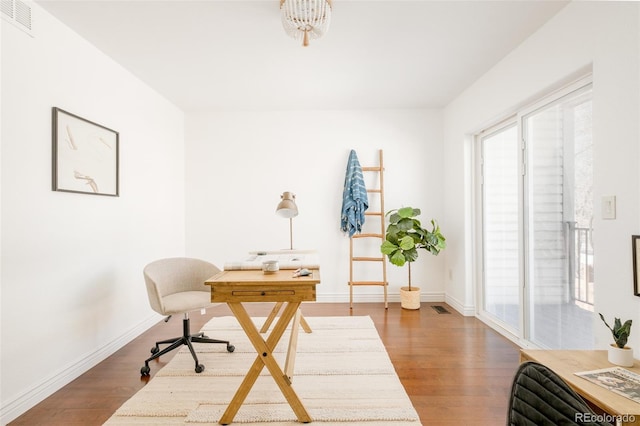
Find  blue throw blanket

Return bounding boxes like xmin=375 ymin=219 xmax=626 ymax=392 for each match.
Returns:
xmin=340 ymin=150 xmax=368 ymax=237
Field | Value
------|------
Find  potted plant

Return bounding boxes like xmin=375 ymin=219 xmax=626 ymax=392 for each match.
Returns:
xmin=380 ymin=207 xmax=446 ymax=310
xmin=599 ymin=313 xmax=634 ymax=367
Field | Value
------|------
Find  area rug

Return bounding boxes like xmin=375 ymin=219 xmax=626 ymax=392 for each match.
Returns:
xmin=104 ymin=315 xmax=421 ymax=425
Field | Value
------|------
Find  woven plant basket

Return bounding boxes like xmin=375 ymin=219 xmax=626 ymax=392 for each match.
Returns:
xmin=400 ymin=286 xmax=420 ymax=310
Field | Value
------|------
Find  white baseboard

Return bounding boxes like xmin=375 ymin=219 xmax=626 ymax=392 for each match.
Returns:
xmin=0 ymin=314 xmax=160 ymax=425
xmin=444 ymin=294 xmax=476 ymax=316
xmin=316 ymin=291 xmax=446 ymax=304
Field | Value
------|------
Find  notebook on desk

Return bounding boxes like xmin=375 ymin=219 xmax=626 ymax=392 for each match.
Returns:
xmin=223 ymin=250 xmax=320 ymax=271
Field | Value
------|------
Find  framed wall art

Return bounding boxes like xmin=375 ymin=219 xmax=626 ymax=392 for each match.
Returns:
xmin=632 ymin=235 xmax=640 ymax=297
xmin=52 ymin=107 xmax=119 ymax=196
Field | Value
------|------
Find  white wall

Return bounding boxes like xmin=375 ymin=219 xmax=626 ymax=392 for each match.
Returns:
xmin=1 ymin=5 xmax=186 ymax=422
xmin=443 ymin=2 xmax=640 ymax=349
xmin=185 ymin=109 xmax=445 ymax=303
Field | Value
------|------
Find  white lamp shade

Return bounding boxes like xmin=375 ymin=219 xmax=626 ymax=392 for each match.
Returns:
xmin=276 ymin=191 xmax=299 ymax=218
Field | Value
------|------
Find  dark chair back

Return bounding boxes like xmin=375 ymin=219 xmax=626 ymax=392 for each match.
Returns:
xmin=507 ymin=361 xmax=609 ymax=426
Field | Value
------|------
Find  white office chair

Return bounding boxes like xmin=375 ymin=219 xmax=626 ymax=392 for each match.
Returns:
xmin=140 ymin=257 xmax=234 ymax=376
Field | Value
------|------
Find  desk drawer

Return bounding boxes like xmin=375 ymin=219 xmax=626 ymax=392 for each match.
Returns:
xmin=232 ymin=290 xmax=295 ymax=297
xmin=211 ymin=284 xmax=316 ymax=303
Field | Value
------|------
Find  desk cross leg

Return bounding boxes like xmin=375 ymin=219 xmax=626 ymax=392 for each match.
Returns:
xmin=260 ymin=302 xmax=312 ymax=334
xmin=219 ymin=301 xmax=312 ymax=425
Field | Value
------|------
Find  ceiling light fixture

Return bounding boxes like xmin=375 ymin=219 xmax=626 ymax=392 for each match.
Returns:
xmin=280 ymin=0 xmax=332 ymax=47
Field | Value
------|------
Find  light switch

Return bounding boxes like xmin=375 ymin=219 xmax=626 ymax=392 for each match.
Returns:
xmin=602 ymin=195 xmax=616 ymax=219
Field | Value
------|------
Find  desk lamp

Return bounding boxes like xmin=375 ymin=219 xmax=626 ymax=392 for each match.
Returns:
xmin=276 ymin=191 xmax=298 ymax=250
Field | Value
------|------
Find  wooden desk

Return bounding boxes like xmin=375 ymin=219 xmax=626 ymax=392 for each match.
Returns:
xmin=520 ymin=350 xmax=640 ymax=426
xmin=205 ymin=269 xmax=320 ymax=425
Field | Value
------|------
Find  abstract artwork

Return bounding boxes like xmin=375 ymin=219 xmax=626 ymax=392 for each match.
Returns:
xmin=52 ymin=107 xmax=119 ymax=196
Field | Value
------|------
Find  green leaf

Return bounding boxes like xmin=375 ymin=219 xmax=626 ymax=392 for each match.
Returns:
xmin=404 ymin=247 xmax=419 ymax=262
xmin=397 ymin=207 xmax=414 ymax=218
xmin=386 ymin=225 xmax=400 ymax=243
xmin=397 ymin=217 xmax=414 ymax=232
xmin=388 ymin=212 xmax=400 ymax=224
xmin=398 ymin=235 xmax=415 ymax=250
xmin=616 ymin=319 xmax=633 ymax=348
xmin=390 ymin=251 xmax=406 ymax=266
xmin=380 ymin=240 xmax=398 ymax=255
xmin=424 ymin=231 xmax=435 ymax=243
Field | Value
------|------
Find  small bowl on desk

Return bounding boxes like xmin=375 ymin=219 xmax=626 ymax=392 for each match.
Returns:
xmin=262 ymin=260 xmax=279 ymax=274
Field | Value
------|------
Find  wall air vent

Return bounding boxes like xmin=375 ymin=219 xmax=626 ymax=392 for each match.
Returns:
xmin=1 ymin=0 xmax=33 ymax=36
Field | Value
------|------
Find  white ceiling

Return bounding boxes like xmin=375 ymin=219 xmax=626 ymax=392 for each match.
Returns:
xmin=35 ymin=0 xmax=569 ymax=111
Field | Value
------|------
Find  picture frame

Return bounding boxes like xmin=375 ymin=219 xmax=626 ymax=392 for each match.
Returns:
xmin=52 ymin=107 xmax=119 ymax=196
xmin=632 ymin=235 xmax=640 ymax=297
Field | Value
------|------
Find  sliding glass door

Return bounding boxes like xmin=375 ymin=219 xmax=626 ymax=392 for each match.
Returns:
xmin=524 ymin=85 xmax=594 ymax=349
xmin=478 ymin=79 xmax=594 ymax=349
xmin=481 ymin=123 xmax=520 ymax=333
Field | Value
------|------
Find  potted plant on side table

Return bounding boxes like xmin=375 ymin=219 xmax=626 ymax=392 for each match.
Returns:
xmin=380 ymin=206 xmax=446 ymax=310
xmin=599 ymin=313 xmax=634 ymax=367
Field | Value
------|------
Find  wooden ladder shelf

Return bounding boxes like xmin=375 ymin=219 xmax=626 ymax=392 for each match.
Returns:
xmin=349 ymin=149 xmax=388 ymax=309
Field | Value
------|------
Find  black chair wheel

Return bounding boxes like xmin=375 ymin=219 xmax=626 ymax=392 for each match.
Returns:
xmin=150 ymin=346 xmax=159 ymax=355
xmin=140 ymin=365 xmax=150 ymax=376
xmin=227 ymin=344 xmax=235 ymax=353
xmin=195 ymin=364 xmax=205 ymax=373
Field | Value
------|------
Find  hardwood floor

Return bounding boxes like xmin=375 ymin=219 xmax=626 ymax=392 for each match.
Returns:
xmin=9 ymin=302 xmax=521 ymax=425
